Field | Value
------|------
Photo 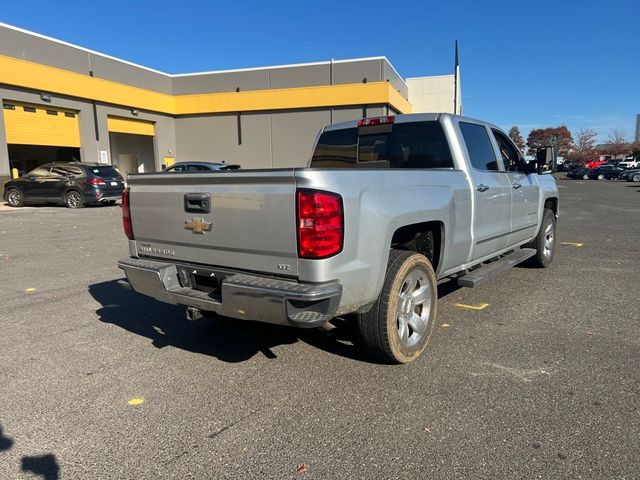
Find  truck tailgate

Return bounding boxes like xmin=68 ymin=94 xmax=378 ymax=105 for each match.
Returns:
xmin=127 ymin=170 xmax=299 ymax=276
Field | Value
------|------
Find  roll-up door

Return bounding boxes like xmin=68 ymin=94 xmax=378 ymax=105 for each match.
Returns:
xmin=2 ymin=101 xmax=80 ymax=147
xmin=107 ymin=116 xmax=155 ymax=136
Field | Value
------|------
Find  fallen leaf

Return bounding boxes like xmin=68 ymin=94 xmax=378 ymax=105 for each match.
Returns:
xmin=296 ymin=464 xmax=308 ymax=474
xmin=441 ymin=323 xmax=450 ymax=328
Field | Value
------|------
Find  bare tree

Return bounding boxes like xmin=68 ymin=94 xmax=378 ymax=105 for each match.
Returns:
xmin=604 ymin=129 xmax=629 ymax=157
xmin=568 ymin=128 xmax=599 ymax=163
xmin=508 ymin=126 xmax=525 ymax=153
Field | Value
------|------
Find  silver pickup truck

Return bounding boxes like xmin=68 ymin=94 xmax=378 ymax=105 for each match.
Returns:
xmin=118 ymin=113 xmax=558 ymax=363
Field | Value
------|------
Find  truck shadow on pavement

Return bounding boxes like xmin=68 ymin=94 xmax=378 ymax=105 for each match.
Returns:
xmin=89 ymin=280 xmax=375 ymax=363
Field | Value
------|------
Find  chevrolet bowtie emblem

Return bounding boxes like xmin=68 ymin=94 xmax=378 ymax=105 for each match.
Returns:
xmin=184 ymin=218 xmax=213 ymax=234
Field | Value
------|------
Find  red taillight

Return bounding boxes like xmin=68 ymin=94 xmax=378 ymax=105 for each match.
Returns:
xmin=297 ymin=190 xmax=343 ymax=259
xmin=357 ymin=116 xmax=395 ymax=127
xmin=87 ymin=178 xmax=106 ymax=186
xmin=122 ymin=188 xmax=134 ymax=240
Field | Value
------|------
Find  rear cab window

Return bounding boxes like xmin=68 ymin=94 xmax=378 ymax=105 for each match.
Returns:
xmin=311 ymin=120 xmax=454 ymax=169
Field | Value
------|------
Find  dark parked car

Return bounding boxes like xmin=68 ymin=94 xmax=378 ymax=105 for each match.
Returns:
xmin=566 ymin=167 xmax=591 ymax=180
xmin=162 ymin=162 xmax=240 ymax=173
xmin=619 ymin=168 xmax=640 ymax=182
xmin=587 ymin=165 xmax=624 ymax=180
xmin=2 ymin=162 xmax=125 ymax=208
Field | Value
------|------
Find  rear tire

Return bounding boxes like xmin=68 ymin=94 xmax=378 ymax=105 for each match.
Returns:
xmin=582 ymin=174 xmax=589 ymax=180
xmin=633 ymin=174 xmax=640 ymax=183
xmin=65 ymin=190 xmax=85 ymax=209
xmin=357 ymin=250 xmax=437 ymax=364
xmin=597 ymin=173 xmax=605 ymax=180
xmin=527 ymin=209 xmax=556 ymax=268
xmin=6 ymin=188 xmax=24 ymax=207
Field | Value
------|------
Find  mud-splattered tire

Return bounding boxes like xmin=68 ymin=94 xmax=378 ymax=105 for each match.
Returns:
xmin=357 ymin=250 xmax=437 ymax=364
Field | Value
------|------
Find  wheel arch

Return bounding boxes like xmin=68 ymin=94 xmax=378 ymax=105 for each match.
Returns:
xmin=390 ymin=220 xmax=444 ymax=274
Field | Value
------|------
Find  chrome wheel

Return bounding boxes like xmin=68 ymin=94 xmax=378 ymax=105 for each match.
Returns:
xmin=633 ymin=174 xmax=640 ymax=183
xmin=543 ymin=219 xmax=555 ymax=259
xmin=7 ymin=189 xmax=22 ymax=207
xmin=66 ymin=191 xmax=82 ymax=208
xmin=396 ymin=267 xmax=432 ymax=352
xmin=582 ymin=174 xmax=589 ymax=180
xmin=597 ymin=174 xmax=605 ymax=180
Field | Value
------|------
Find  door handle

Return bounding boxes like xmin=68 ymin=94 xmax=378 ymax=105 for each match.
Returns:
xmin=476 ymin=184 xmax=489 ymax=192
xmin=512 ymin=183 xmax=522 ymax=190
xmin=184 ymin=193 xmax=211 ymax=213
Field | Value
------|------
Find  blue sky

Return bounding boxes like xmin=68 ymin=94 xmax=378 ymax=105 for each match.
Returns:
xmin=2 ymin=0 xmax=638 ymax=142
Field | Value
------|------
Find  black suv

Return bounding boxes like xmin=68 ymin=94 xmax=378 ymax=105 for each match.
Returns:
xmin=2 ymin=162 xmax=125 ymax=208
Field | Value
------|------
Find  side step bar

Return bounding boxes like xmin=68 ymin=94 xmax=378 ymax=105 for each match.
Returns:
xmin=457 ymin=248 xmax=536 ymax=288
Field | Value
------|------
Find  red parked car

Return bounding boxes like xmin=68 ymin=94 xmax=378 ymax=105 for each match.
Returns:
xmin=585 ymin=160 xmax=606 ymax=169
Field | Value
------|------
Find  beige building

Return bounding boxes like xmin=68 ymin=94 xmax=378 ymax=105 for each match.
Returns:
xmin=406 ymin=74 xmax=462 ymax=115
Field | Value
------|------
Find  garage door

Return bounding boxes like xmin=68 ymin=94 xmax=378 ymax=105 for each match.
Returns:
xmin=107 ymin=116 xmax=155 ymax=136
xmin=2 ymin=101 xmax=80 ymax=147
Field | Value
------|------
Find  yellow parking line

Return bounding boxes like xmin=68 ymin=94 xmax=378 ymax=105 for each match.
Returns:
xmin=560 ymin=242 xmax=584 ymax=247
xmin=454 ymin=303 xmax=489 ymax=311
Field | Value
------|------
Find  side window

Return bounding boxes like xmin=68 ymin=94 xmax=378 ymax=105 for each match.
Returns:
xmin=459 ymin=122 xmax=499 ymax=171
xmin=28 ymin=166 xmax=51 ymax=177
xmin=51 ymin=165 xmax=83 ymax=177
xmin=492 ymin=129 xmax=521 ymax=171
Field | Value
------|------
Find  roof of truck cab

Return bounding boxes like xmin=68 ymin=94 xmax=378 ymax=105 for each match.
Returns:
xmin=322 ymin=113 xmax=502 ymax=133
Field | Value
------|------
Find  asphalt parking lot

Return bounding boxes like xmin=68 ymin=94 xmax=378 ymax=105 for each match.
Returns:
xmin=0 ymin=178 xmax=638 ymax=479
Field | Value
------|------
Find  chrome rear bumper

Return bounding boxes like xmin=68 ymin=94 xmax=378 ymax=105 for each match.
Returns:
xmin=118 ymin=257 xmax=342 ymax=328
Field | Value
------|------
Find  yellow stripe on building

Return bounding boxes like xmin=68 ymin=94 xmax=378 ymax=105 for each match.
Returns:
xmin=173 ymin=82 xmax=412 ymax=115
xmin=0 ymin=55 xmax=412 ymax=116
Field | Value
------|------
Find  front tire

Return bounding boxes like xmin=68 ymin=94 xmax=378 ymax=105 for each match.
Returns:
xmin=582 ymin=174 xmax=589 ymax=180
xmin=357 ymin=250 xmax=437 ymax=364
xmin=6 ymin=188 xmax=24 ymax=207
xmin=528 ymin=209 xmax=556 ymax=268
xmin=65 ymin=190 xmax=85 ymax=209
xmin=633 ymin=174 xmax=640 ymax=183
xmin=597 ymin=173 xmax=605 ymax=180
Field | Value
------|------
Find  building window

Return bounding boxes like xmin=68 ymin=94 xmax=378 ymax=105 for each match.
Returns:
xmin=23 ymin=106 xmax=37 ymax=113
xmin=64 ymin=112 xmax=76 ymax=118
xmin=3 ymin=104 xmax=16 ymax=110
xmin=46 ymin=110 xmax=59 ymax=116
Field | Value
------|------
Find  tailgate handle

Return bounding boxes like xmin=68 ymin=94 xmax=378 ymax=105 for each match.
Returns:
xmin=184 ymin=193 xmax=211 ymax=213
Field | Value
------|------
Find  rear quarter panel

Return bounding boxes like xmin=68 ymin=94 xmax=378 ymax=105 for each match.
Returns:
xmin=294 ymin=169 xmax=471 ymax=314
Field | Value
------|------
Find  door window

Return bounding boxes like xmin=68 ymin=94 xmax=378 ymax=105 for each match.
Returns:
xmin=28 ymin=166 xmax=52 ymax=177
xmin=459 ymin=122 xmax=499 ymax=171
xmin=492 ymin=129 xmax=522 ymax=171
